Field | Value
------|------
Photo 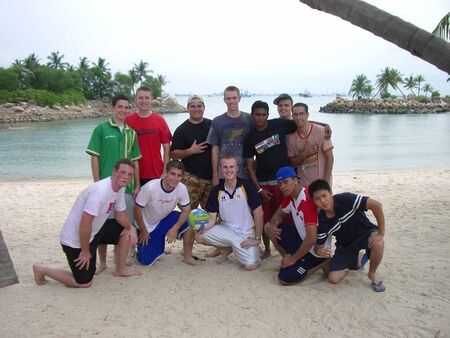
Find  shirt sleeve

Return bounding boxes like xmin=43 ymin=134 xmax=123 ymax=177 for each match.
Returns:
xmin=159 ymin=116 xmax=172 ymax=143
xmin=170 ymin=125 xmax=186 ymax=151
xmin=130 ymin=130 xmax=142 ymax=161
xmin=135 ymin=184 xmax=150 ymax=208
xmin=206 ymin=185 xmax=219 ymax=213
xmin=86 ymin=126 xmax=102 ymax=157
xmin=243 ymin=180 xmax=262 ymax=210
xmin=83 ymin=192 xmax=102 ymax=216
xmin=303 ymin=194 xmax=318 ymax=226
xmin=178 ymin=184 xmax=191 ymax=208
xmin=316 ymin=214 xmax=329 ymax=245
xmin=242 ymin=133 xmax=255 ymax=159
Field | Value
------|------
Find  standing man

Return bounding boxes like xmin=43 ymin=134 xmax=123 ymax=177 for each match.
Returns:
xmin=33 ymin=159 xmax=141 ymax=288
xmin=243 ymin=100 xmax=297 ymax=259
xmin=196 ymin=156 xmax=263 ymax=271
xmin=287 ymin=102 xmax=334 ymax=187
xmin=86 ymin=94 xmax=141 ymax=272
xmin=308 ymin=179 xmax=386 ymax=292
xmin=206 ymin=85 xmax=252 ymax=186
xmin=273 ymin=93 xmax=294 ymax=119
xmin=134 ymin=160 xmax=197 ymax=266
xmin=170 ymin=95 xmax=212 ymax=209
xmin=264 ymin=167 xmax=328 ymax=285
xmin=125 ymin=86 xmax=172 ymax=185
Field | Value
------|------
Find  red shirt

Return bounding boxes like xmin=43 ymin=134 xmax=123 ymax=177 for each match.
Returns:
xmin=125 ymin=112 xmax=172 ymax=179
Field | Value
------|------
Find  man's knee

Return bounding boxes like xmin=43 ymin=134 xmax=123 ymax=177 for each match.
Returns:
xmin=77 ymin=280 xmax=93 ymax=288
xmin=74 ymin=273 xmax=94 ymax=286
xmin=328 ymin=272 xmax=345 ymax=284
xmin=244 ymin=263 xmax=259 ymax=271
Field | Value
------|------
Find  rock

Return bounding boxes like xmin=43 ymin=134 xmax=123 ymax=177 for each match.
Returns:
xmin=2 ymin=103 xmax=15 ymax=109
xmin=14 ymin=107 xmax=26 ymax=113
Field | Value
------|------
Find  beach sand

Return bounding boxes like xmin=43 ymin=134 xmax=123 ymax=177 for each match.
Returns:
xmin=1 ymin=167 xmax=450 ymax=337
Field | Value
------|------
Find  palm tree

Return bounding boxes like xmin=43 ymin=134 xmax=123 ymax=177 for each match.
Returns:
xmin=47 ymin=51 xmax=68 ymax=69
xmin=389 ymin=68 xmax=406 ymax=98
xmin=156 ymin=74 xmax=168 ymax=87
xmin=23 ymin=53 xmax=40 ymax=72
xmin=373 ymin=67 xmax=391 ymax=98
xmin=432 ymin=12 xmax=449 ymax=42
xmin=93 ymin=57 xmax=110 ymax=74
xmin=348 ymin=74 xmax=372 ymax=99
xmin=77 ymin=57 xmax=90 ymax=72
xmin=133 ymin=60 xmax=152 ymax=85
xmin=414 ymin=75 xmax=425 ymax=96
xmin=423 ymin=83 xmax=433 ymax=98
xmin=403 ymin=75 xmax=418 ymax=96
xmin=298 ymin=0 xmax=450 ymax=73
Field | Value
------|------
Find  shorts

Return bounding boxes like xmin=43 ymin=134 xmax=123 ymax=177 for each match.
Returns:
xmin=136 ymin=211 xmax=190 ymax=266
xmin=202 ymin=224 xmax=260 ymax=266
xmin=97 ymin=219 xmax=124 ymax=245
xmin=182 ymin=171 xmax=212 ymax=209
xmin=276 ymin=223 xmax=326 ymax=284
xmin=330 ymin=228 xmax=378 ymax=272
xmin=61 ymin=237 xmax=99 ymax=285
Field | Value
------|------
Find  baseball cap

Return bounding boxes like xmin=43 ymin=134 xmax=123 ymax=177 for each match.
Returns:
xmin=273 ymin=93 xmax=293 ymax=105
xmin=276 ymin=166 xmax=298 ymax=181
xmin=187 ymin=95 xmax=204 ymax=106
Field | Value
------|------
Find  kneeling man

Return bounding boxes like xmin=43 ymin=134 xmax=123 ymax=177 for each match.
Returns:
xmin=134 ymin=160 xmax=197 ymax=266
xmin=196 ymin=155 xmax=263 ymax=271
xmin=265 ymin=167 xmax=329 ymax=285
xmin=308 ymin=179 xmax=386 ymax=292
xmin=33 ymin=159 xmax=140 ymax=288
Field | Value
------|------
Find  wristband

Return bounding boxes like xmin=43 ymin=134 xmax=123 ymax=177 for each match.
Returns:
xmin=257 ymin=188 xmax=263 ymax=193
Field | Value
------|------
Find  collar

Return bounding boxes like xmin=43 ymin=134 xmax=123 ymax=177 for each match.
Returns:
xmin=109 ymin=117 xmax=129 ymax=130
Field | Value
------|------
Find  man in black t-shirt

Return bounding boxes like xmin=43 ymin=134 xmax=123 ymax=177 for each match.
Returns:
xmin=170 ymin=95 xmax=212 ymax=209
xmin=243 ymin=100 xmax=297 ymax=258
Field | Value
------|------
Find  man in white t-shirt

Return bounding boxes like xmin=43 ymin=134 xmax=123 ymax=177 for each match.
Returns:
xmin=33 ymin=159 xmax=140 ymax=288
xmin=134 ymin=160 xmax=197 ymax=266
xmin=195 ymin=156 xmax=264 ymax=271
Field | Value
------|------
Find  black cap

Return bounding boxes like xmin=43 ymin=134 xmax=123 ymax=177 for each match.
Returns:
xmin=273 ymin=93 xmax=293 ymax=105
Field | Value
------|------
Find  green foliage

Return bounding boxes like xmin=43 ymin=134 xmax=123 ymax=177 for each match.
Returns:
xmin=112 ymin=72 xmax=133 ymax=97
xmin=380 ymin=91 xmax=392 ymax=99
xmin=142 ymin=75 xmax=162 ymax=99
xmin=0 ymin=68 xmax=20 ymax=91
xmin=0 ymin=89 xmax=85 ymax=106
xmin=432 ymin=12 xmax=450 ymax=42
xmin=349 ymin=74 xmax=373 ymax=99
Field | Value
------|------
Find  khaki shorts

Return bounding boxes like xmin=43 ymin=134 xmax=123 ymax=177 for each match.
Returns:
xmin=182 ymin=171 xmax=212 ymax=209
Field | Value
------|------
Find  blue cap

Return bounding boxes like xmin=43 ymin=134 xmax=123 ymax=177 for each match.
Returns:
xmin=276 ymin=167 xmax=298 ymax=181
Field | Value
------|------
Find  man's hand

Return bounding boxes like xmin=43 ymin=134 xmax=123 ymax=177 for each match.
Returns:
xmin=166 ymin=226 xmax=178 ymax=243
xmin=323 ymin=124 xmax=332 ymax=139
xmin=139 ymin=228 xmax=150 ymax=246
xmin=368 ymin=231 xmax=384 ymax=248
xmin=316 ymin=246 xmax=332 ymax=258
xmin=190 ymin=140 xmax=208 ymax=155
xmin=240 ymin=237 xmax=260 ymax=249
xmin=260 ymin=189 xmax=273 ymax=202
xmin=74 ymin=250 xmax=91 ymax=270
xmin=265 ymin=223 xmax=281 ymax=241
xmin=281 ymin=254 xmax=296 ymax=268
xmin=304 ymin=143 xmax=319 ymax=158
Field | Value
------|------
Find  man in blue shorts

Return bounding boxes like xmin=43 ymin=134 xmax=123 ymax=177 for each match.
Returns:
xmin=308 ymin=179 xmax=386 ymax=292
xmin=32 ymin=159 xmax=141 ymax=288
xmin=265 ymin=167 xmax=329 ymax=285
xmin=134 ymin=160 xmax=197 ymax=266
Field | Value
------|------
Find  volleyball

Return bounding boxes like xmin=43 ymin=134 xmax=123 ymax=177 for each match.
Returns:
xmin=188 ymin=208 xmax=208 ymax=231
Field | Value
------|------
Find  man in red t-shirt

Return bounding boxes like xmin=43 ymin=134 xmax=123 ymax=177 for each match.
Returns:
xmin=125 ymin=86 xmax=172 ymax=186
xmin=264 ymin=166 xmax=329 ymax=285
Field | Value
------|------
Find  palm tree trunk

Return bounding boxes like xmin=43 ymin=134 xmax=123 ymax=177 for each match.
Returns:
xmin=0 ymin=230 xmax=19 ymax=288
xmin=299 ymin=0 xmax=450 ymax=74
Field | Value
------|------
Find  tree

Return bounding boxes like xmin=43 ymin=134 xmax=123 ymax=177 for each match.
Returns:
xmin=47 ymin=51 xmax=68 ymax=70
xmin=156 ymin=74 xmax=168 ymax=87
xmin=298 ymin=0 xmax=450 ymax=73
xmin=373 ymin=67 xmax=391 ymax=98
xmin=373 ymin=67 xmax=405 ymax=98
xmin=432 ymin=12 xmax=450 ymax=42
xmin=0 ymin=68 xmax=20 ymax=91
xmin=403 ymin=75 xmax=418 ymax=96
xmin=348 ymin=74 xmax=372 ymax=99
xmin=415 ymin=74 xmax=425 ymax=96
xmin=423 ymin=83 xmax=433 ymax=98
xmin=133 ymin=60 xmax=152 ymax=85
xmin=389 ymin=68 xmax=406 ymax=98
xmin=112 ymin=72 xmax=133 ymax=97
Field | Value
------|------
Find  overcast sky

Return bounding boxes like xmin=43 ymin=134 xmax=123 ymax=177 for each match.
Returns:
xmin=0 ymin=0 xmax=449 ymax=95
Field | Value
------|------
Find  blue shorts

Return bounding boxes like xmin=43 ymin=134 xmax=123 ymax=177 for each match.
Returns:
xmin=330 ymin=228 xmax=378 ymax=272
xmin=277 ymin=223 xmax=326 ymax=284
xmin=136 ymin=211 xmax=190 ymax=266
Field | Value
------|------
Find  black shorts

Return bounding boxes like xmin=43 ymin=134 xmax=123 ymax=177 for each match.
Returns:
xmin=97 ymin=219 xmax=124 ymax=245
xmin=330 ymin=228 xmax=378 ymax=272
xmin=61 ymin=239 xmax=99 ymax=285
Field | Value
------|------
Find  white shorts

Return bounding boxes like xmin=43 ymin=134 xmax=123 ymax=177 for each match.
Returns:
xmin=202 ymin=224 xmax=260 ymax=266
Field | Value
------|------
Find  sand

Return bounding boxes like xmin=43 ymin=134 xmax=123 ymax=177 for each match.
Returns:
xmin=1 ymin=167 xmax=450 ymax=337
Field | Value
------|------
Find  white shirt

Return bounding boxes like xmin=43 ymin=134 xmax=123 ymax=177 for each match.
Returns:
xmin=59 ymin=177 xmax=126 ymax=248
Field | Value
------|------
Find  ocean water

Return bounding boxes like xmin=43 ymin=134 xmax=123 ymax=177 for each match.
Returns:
xmin=1 ymin=95 xmax=449 ymax=180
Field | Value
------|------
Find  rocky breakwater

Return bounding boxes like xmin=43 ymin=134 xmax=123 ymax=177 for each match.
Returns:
xmin=320 ymin=98 xmax=450 ymax=114
xmin=0 ymin=97 xmax=187 ymax=124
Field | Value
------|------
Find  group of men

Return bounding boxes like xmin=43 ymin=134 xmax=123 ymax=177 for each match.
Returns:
xmin=33 ymin=85 xmax=386 ymax=293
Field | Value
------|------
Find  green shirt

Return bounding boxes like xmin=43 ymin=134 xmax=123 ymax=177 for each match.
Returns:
xmin=86 ymin=117 xmax=141 ymax=194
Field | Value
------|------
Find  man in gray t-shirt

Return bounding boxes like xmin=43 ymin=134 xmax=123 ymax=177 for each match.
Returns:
xmin=206 ymin=85 xmax=252 ymax=185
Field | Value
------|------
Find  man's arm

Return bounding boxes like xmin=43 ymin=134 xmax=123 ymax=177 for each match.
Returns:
xmin=310 ymin=120 xmax=332 ymax=139
xmin=245 ymin=158 xmax=273 ymax=202
xmin=90 ymin=156 xmax=100 ymax=182
xmin=76 ymin=212 xmax=94 ymax=270
xmin=324 ymin=149 xmax=334 ymax=184
xmin=134 ymin=204 xmax=149 ymax=246
xmin=281 ymin=225 xmax=317 ymax=268
xmin=161 ymin=143 xmax=170 ymax=177
xmin=166 ymin=204 xmax=191 ymax=243
xmin=264 ymin=206 xmax=287 ymax=240
xmin=241 ymin=205 xmax=264 ymax=249
xmin=367 ymin=198 xmax=385 ymax=247
xmin=133 ymin=161 xmax=140 ymax=197
xmin=211 ymin=145 xmax=219 ymax=186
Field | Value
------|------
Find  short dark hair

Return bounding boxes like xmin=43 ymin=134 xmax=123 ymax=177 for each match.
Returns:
xmin=114 ymin=158 xmax=135 ymax=170
xmin=112 ymin=95 xmax=130 ymax=107
xmin=136 ymin=86 xmax=153 ymax=96
xmin=293 ymin=102 xmax=309 ymax=113
xmin=251 ymin=100 xmax=269 ymax=114
xmin=166 ymin=159 xmax=185 ymax=173
xmin=308 ymin=179 xmax=331 ymax=198
xmin=224 ymin=85 xmax=240 ymax=97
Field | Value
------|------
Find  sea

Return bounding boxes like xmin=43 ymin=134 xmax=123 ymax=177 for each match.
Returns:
xmin=1 ymin=95 xmax=449 ymax=181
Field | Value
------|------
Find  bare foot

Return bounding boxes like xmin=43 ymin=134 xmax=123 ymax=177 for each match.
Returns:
xmin=216 ymin=247 xmax=232 ymax=264
xmin=182 ymin=256 xmax=199 ymax=266
xmin=205 ymin=247 xmax=221 ymax=258
xmin=32 ymin=264 xmax=48 ymax=285
xmin=261 ymin=250 xmax=271 ymax=260
xmin=113 ymin=268 xmax=142 ymax=277
xmin=95 ymin=263 xmax=107 ymax=275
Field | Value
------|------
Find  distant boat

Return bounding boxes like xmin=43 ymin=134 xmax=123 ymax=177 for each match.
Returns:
xmin=299 ymin=89 xmax=312 ymax=98
xmin=241 ymin=89 xmax=252 ymax=97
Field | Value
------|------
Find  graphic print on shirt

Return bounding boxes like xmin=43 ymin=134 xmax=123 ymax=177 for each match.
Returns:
xmin=254 ymin=134 xmax=280 ymax=154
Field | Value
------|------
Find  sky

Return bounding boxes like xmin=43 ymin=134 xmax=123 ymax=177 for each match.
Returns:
xmin=0 ymin=0 xmax=449 ymax=95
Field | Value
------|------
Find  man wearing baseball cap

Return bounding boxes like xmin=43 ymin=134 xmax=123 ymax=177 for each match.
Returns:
xmin=264 ymin=166 xmax=329 ymax=285
xmin=273 ymin=93 xmax=294 ymax=119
